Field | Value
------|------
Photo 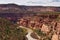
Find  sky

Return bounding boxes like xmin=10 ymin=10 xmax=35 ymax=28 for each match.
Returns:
xmin=0 ymin=0 xmax=60 ymax=6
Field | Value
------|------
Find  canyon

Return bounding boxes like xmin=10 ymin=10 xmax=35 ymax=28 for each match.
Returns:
xmin=0 ymin=4 xmax=60 ymax=40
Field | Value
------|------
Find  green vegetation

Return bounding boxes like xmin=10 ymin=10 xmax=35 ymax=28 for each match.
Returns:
xmin=26 ymin=11 xmax=60 ymax=16
xmin=34 ymin=29 xmax=52 ymax=40
xmin=34 ymin=29 xmax=46 ymax=37
xmin=35 ymin=12 xmax=60 ymax=15
xmin=0 ymin=18 xmax=27 ymax=40
xmin=56 ymin=16 xmax=60 ymax=21
xmin=43 ymin=37 xmax=51 ymax=40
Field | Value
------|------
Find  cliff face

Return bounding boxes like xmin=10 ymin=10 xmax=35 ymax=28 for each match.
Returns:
xmin=0 ymin=4 xmax=60 ymax=23
xmin=0 ymin=4 xmax=60 ymax=13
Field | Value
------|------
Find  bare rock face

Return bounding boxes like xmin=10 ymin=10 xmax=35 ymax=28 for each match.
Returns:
xmin=41 ymin=24 xmax=50 ymax=33
xmin=57 ymin=22 xmax=60 ymax=33
xmin=52 ymin=33 xmax=59 ymax=40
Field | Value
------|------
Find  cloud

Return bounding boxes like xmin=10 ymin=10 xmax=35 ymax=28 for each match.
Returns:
xmin=52 ymin=0 xmax=60 ymax=2
xmin=27 ymin=0 xmax=52 ymax=4
xmin=0 ymin=0 xmax=60 ymax=6
xmin=25 ymin=0 xmax=60 ymax=6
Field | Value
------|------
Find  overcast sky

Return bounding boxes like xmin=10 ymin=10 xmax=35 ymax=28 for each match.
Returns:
xmin=0 ymin=0 xmax=60 ymax=6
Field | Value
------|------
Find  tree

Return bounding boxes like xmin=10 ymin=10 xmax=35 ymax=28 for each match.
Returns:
xmin=0 ymin=17 xmax=27 ymax=40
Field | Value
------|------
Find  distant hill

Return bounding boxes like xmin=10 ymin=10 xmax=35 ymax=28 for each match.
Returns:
xmin=0 ymin=4 xmax=60 ymax=23
xmin=0 ymin=4 xmax=60 ymax=13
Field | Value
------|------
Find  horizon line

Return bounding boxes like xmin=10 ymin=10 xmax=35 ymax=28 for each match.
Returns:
xmin=0 ymin=3 xmax=60 ymax=7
